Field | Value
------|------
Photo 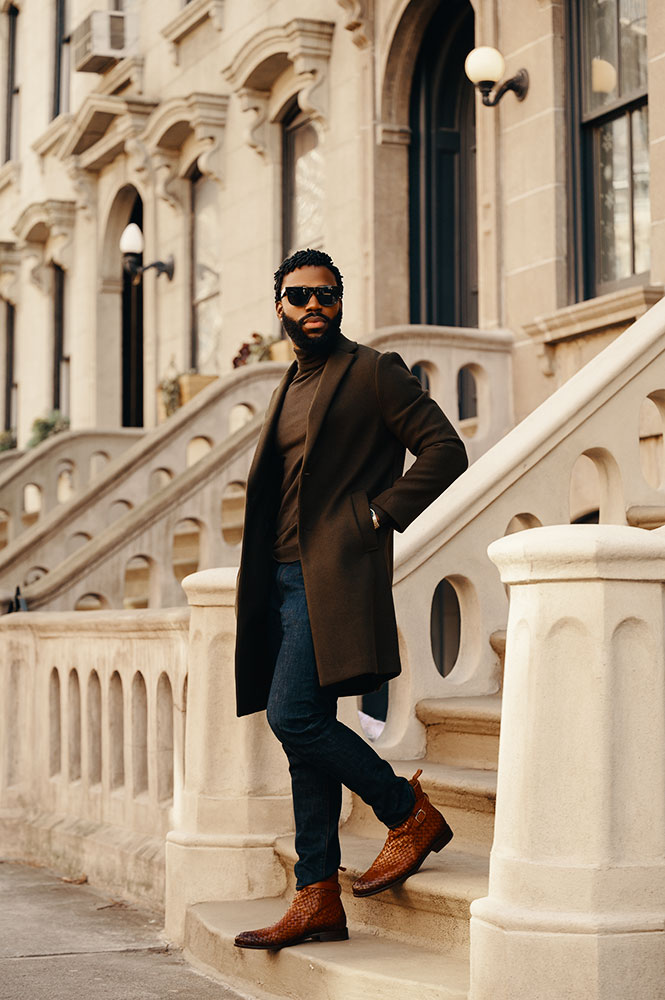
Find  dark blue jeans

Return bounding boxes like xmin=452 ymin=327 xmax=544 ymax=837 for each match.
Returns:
xmin=266 ymin=561 xmax=415 ymax=889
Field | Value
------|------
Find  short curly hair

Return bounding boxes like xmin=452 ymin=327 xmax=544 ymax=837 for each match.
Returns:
xmin=274 ymin=248 xmax=344 ymax=303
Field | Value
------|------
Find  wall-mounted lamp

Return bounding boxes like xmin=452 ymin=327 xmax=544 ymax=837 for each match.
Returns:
xmin=119 ymin=223 xmax=175 ymax=286
xmin=464 ymin=46 xmax=529 ymax=107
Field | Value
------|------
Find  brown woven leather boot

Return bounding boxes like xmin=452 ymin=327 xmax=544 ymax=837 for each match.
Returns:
xmin=234 ymin=873 xmax=348 ymax=950
xmin=352 ymin=770 xmax=453 ymax=897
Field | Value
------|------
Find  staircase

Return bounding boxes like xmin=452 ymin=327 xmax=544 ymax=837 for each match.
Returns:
xmin=181 ymin=697 xmax=501 ymax=999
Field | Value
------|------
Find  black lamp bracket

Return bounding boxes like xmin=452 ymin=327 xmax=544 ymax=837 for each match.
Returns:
xmin=479 ymin=69 xmax=529 ymax=107
xmin=123 ymin=254 xmax=175 ymax=285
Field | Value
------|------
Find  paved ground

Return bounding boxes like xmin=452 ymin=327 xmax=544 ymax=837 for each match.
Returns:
xmin=0 ymin=859 xmax=253 ymax=1000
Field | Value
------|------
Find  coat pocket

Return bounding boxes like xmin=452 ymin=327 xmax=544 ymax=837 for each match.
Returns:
xmin=350 ymin=490 xmax=379 ymax=553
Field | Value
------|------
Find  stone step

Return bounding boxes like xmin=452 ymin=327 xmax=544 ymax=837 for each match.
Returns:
xmin=275 ymin=831 xmax=488 ymax=957
xmin=184 ymin=897 xmax=470 ymax=1000
xmin=343 ymin=760 xmax=496 ymax=855
xmin=417 ymin=695 xmax=502 ymax=770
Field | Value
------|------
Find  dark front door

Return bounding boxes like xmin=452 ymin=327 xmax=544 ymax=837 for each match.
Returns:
xmin=121 ymin=196 xmax=144 ymax=427
xmin=409 ymin=1 xmax=478 ymax=327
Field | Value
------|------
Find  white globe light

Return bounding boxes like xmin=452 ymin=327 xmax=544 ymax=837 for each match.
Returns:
xmin=591 ymin=57 xmax=617 ymax=95
xmin=464 ymin=46 xmax=506 ymax=86
xmin=119 ymin=222 xmax=144 ymax=254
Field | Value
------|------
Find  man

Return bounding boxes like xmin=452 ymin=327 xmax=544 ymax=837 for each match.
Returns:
xmin=234 ymin=248 xmax=468 ymax=950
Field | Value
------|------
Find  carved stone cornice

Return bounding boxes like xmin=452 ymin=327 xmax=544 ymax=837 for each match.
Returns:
xmin=66 ymin=157 xmax=97 ymax=221
xmin=12 ymin=200 xmax=76 ymax=290
xmin=0 ymin=242 xmax=21 ymax=304
xmin=336 ymin=0 xmax=373 ymax=49
xmin=59 ymin=94 xmax=157 ymax=170
xmin=162 ymin=0 xmax=224 ymax=64
xmin=0 ymin=159 xmax=19 ymax=196
xmin=142 ymin=92 xmax=230 ymax=189
xmin=95 ymin=56 xmax=145 ymax=97
xmin=223 ymin=18 xmax=335 ymax=155
xmin=32 ymin=113 xmax=73 ymax=160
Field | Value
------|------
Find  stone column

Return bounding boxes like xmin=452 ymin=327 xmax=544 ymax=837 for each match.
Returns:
xmin=470 ymin=525 xmax=665 ymax=1000
xmin=165 ymin=568 xmax=292 ymax=943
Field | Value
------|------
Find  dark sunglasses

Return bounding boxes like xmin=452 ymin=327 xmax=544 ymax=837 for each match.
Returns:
xmin=280 ymin=285 xmax=342 ymax=307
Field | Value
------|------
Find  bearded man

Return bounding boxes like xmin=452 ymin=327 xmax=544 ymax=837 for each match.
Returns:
xmin=234 ymin=248 xmax=468 ymax=950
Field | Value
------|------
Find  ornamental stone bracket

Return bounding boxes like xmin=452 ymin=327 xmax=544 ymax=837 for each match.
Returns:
xmin=336 ymin=0 xmax=373 ymax=49
xmin=141 ymin=93 xmax=230 ymax=194
xmin=223 ymin=19 xmax=335 ymax=157
xmin=58 ymin=94 xmax=158 ymax=173
xmin=12 ymin=200 xmax=76 ymax=289
xmin=162 ymin=0 xmax=225 ymax=65
xmin=0 ymin=242 xmax=21 ymax=304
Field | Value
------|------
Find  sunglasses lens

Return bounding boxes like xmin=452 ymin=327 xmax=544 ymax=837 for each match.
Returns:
xmin=283 ymin=286 xmax=340 ymax=306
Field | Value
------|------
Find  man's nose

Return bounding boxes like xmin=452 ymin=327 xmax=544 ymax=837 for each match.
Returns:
xmin=305 ymin=292 xmax=322 ymax=308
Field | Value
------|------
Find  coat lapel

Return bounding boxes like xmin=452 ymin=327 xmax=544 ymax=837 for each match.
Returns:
xmin=303 ymin=336 xmax=357 ymax=466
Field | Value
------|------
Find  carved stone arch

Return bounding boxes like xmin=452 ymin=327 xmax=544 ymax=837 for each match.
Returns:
xmin=12 ymin=200 xmax=76 ymax=290
xmin=142 ymin=93 xmax=230 ymax=196
xmin=223 ymin=18 xmax=335 ymax=157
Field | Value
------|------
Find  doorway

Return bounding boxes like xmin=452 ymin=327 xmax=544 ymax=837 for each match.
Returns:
xmin=121 ymin=195 xmax=144 ymax=427
xmin=409 ymin=1 xmax=478 ymax=327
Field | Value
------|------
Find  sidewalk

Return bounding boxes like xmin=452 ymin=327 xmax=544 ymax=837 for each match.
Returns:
xmin=0 ymin=859 xmax=253 ymax=1000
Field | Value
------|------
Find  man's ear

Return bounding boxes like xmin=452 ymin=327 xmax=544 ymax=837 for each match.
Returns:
xmin=275 ymin=300 xmax=284 ymax=320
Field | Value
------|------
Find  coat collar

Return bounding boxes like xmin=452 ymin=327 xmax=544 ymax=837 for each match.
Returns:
xmin=250 ymin=333 xmax=358 ymax=478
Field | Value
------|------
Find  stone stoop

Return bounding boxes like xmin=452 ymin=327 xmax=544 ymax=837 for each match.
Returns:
xmin=184 ymin=898 xmax=470 ymax=1000
xmin=416 ymin=695 xmax=502 ymax=771
xmin=181 ymin=698 xmax=499 ymax=1000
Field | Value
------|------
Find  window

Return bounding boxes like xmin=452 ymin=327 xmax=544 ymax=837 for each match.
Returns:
xmin=52 ymin=0 xmax=70 ymax=119
xmin=569 ymin=0 xmax=649 ymax=299
xmin=282 ymin=101 xmax=324 ymax=256
xmin=190 ymin=166 xmax=222 ymax=373
xmin=3 ymin=5 xmax=18 ymax=164
xmin=3 ymin=301 xmax=16 ymax=434
xmin=52 ymin=264 xmax=69 ymax=415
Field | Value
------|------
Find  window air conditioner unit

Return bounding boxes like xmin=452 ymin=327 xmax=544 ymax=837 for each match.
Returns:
xmin=72 ymin=11 xmax=127 ymax=73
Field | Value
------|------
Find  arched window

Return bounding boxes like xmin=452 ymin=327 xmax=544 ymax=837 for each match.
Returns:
xmin=283 ymin=101 xmax=324 ymax=255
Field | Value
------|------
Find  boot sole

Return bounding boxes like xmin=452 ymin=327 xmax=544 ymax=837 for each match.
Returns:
xmin=351 ymin=826 xmax=454 ymax=898
xmin=234 ymin=927 xmax=349 ymax=950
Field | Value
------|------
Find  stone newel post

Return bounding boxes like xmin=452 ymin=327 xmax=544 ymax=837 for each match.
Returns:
xmin=165 ymin=568 xmax=292 ymax=943
xmin=470 ymin=525 xmax=665 ymax=1000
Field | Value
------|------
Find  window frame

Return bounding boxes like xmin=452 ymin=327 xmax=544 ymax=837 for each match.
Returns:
xmin=4 ymin=300 xmax=16 ymax=434
xmin=3 ymin=5 xmax=18 ymax=164
xmin=567 ymin=0 xmax=649 ymax=302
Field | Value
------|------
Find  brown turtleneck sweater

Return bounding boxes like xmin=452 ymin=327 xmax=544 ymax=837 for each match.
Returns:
xmin=273 ymin=348 xmax=328 ymax=562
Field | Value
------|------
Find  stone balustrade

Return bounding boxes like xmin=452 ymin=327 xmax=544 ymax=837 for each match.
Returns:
xmin=0 ymin=606 xmax=189 ymax=907
xmin=470 ymin=524 xmax=665 ymax=1000
xmin=367 ymin=325 xmax=515 ymax=464
xmin=0 ymin=429 xmax=143 ymax=549
xmin=0 ymin=361 xmax=287 ymax=597
xmin=17 ymin=415 xmax=262 ymax=611
xmin=377 ymin=295 xmax=665 ymax=758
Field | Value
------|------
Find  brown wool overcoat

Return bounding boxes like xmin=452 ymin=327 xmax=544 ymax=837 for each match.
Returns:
xmin=234 ymin=334 xmax=468 ymax=717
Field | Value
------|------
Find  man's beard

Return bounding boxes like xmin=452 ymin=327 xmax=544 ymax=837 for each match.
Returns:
xmin=281 ymin=308 xmax=342 ymax=355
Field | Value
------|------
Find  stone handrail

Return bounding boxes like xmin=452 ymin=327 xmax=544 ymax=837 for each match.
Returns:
xmin=15 ymin=416 xmax=263 ymax=611
xmin=0 ymin=362 xmax=287 ymax=594
xmin=0 ymin=606 xmax=189 ymax=907
xmin=378 ymin=295 xmax=665 ymax=758
xmin=0 ymin=429 xmax=143 ymax=546
xmin=366 ymin=325 xmax=515 ymax=465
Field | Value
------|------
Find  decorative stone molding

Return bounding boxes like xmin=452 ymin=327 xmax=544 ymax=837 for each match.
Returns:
xmin=0 ymin=242 xmax=21 ymax=304
xmin=66 ymin=157 xmax=97 ymax=221
xmin=59 ymin=94 xmax=158 ymax=172
xmin=524 ymin=285 xmax=665 ymax=376
xmin=0 ymin=159 xmax=19 ymax=196
xmin=32 ymin=114 xmax=73 ymax=160
xmin=95 ymin=57 xmax=145 ymax=97
xmin=223 ymin=18 xmax=335 ymax=154
xmin=12 ymin=200 xmax=76 ymax=287
xmin=336 ymin=0 xmax=373 ymax=49
xmin=162 ymin=0 xmax=224 ymax=65
xmin=142 ymin=93 xmax=230 ymax=190
xmin=375 ymin=123 xmax=411 ymax=146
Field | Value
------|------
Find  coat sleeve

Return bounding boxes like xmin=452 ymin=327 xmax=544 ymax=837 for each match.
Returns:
xmin=370 ymin=351 xmax=468 ymax=531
